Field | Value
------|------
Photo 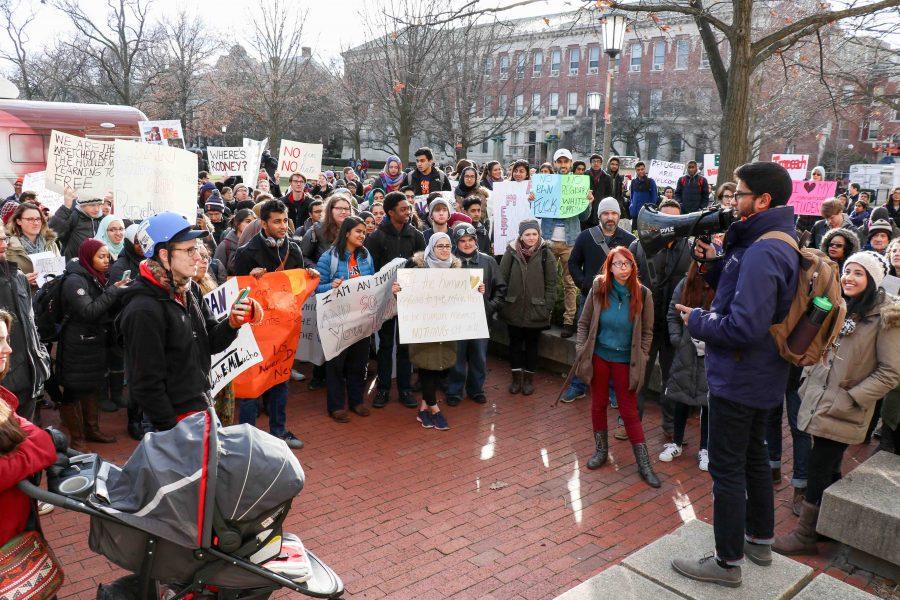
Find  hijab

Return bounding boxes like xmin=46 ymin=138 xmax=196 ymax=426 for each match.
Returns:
xmin=454 ymin=166 xmax=480 ymax=199
xmin=379 ymin=155 xmax=406 ymax=190
xmin=424 ymin=232 xmax=453 ymax=269
xmin=95 ymin=214 xmax=125 ymax=258
xmin=77 ymin=238 xmax=108 ymax=286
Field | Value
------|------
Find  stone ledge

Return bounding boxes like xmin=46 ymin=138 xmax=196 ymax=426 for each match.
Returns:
xmin=554 ymin=565 xmax=682 ymax=600
xmin=791 ymin=573 xmax=880 ymax=600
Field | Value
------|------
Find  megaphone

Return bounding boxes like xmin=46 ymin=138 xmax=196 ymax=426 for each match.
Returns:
xmin=636 ymin=205 xmax=735 ymax=258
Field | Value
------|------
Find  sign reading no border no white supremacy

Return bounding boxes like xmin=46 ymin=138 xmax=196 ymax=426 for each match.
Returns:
xmin=397 ymin=268 xmax=488 ymax=345
xmin=316 ymin=257 xmax=405 ymax=361
xmin=203 ymin=278 xmax=263 ymax=396
xmin=114 ymin=140 xmax=198 ymax=221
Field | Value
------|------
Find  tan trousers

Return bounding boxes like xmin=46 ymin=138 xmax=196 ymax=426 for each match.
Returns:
xmin=550 ymin=240 xmax=577 ymax=326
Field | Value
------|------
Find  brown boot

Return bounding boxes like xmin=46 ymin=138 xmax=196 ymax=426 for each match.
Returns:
xmin=508 ymin=369 xmax=523 ymax=394
xmin=791 ymin=487 xmax=805 ymax=517
xmin=521 ymin=371 xmax=535 ymax=396
xmin=773 ymin=500 xmax=819 ymax=555
xmin=59 ymin=403 xmax=86 ymax=450
xmin=82 ymin=395 xmax=117 ymax=443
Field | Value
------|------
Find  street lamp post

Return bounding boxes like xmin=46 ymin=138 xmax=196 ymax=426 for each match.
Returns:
xmin=587 ymin=92 xmax=602 ymax=154
xmin=600 ymin=14 xmax=627 ymax=164
xmin=221 ymin=125 xmax=227 ymax=146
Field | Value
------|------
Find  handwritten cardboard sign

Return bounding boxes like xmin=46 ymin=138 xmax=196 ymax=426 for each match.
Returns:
xmin=397 ymin=268 xmax=488 ymax=344
xmin=207 ymin=146 xmax=249 ymax=177
xmin=45 ymin=131 xmax=115 ymax=196
xmin=703 ymin=153 xmax=719 ymax=187
xmin=21 ymin=171 xmax=65 ymax=214
xmin=491 ymin=180 xmax=532 ymax=251
xmin=788 ymin=180 xmax=838 ymax=216
xmin=204 ymin=278 xmax=264 ymax=396
xmin=772 ymin=153 xmax=809 ymax=181
xmin=113 ymin=140 xmax=198 ymax=221
xmin=278 ymin=139 xmax=322 ymax=180
xmin=531 ymin=174 xmax=590 ymax=219
xmin=648 ymin=159 xmax=685 ymax=188
xmin=296 ymin=295 xmax=325 ymax=366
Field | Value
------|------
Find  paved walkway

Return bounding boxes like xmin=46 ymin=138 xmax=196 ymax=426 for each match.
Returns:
xmin=40 ymin=358 xmax=892 ymax=599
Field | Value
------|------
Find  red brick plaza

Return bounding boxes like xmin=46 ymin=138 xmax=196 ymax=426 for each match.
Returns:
xmin=43 ymin=358 xmax=891 ymax=599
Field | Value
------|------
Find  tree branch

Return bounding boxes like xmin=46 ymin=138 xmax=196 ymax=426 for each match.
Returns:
xmin=609 ymin=1 xmax=733 ymax=35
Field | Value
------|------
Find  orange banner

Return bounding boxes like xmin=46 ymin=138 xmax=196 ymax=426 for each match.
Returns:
xmin=231 ymin=268 xmax=317 ymax=398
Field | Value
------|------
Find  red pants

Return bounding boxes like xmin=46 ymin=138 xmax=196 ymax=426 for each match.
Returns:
xmin=590 ymin=354 xmax=645 ymax=444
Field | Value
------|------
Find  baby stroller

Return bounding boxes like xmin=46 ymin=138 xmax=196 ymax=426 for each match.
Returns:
xmin=18 ymin=408 xmax=343 ymax=599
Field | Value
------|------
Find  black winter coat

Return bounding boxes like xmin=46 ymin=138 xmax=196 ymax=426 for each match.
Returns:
xmin=118 ymin=276 xmax=238 ymax=431
xmin=58 ymin=260 xmax=123 ymax=391
xmin=454 ymin=250 xmax=506 ymax=319
xmin=629 ymin=238 xmax=691 ymax=337
xmin=232 ymin=232 xmax=304 ymax=276
xmin=48 ymin=206 xmax=103 ymax=260
xmin=364 ymin=219 xmax=426 ymax=270
xmin=664 ymin=278 xmax=709 ymax=407
xmin=583 ymin=169 xmax=612 ymax=229
xmin=108 ymin=244 xmax=143 ymax=284
xmin=405 ymin=167 xmax=451 ymax=195
xmin=607 ymin=171 xmax=627 ymax=216
xmin=568 ymin=226 xmax=635 ymax=296
xmin=299 ymin=222 xmax=334 ymax=269
xmin=0 ymin=263 xmax=49 ymax=400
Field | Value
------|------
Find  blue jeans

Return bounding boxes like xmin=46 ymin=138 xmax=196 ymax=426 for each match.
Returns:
xmin=765 ymin=401 xmax=783 ymax=469
xmin=708 ymin=395 xmax=775 ymax=564
xmin=376 ymin=317 xmax=412 ymax=393
xmin=786 ymin=388 xmax=810 ymax=488
xmin=238 ymin=381 xmax=289 ymax=438
xmin=445 ymin=338 xmax=488 ymax=399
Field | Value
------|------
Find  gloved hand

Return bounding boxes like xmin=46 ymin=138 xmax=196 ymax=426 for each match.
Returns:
xmin=45 ymin=426 xmax=69 ymax=453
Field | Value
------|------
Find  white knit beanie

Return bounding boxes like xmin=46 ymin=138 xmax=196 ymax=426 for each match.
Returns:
xmin=596 ymin=196 xmax=621 ymax=218
xmin=845 ymin=251 xmax=890 ymax=288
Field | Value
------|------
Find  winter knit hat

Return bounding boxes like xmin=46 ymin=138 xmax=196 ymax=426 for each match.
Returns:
xmin=0 ymin=201 xmax=19 ymax=225
xmin=867 ymin=219 xmax=894 ymax=240
xmin=451 ymin=221 xmax=477 ymax=244
xmin=428 ymin=196 xmax=452 ymax=217
xmin=596 ymin=196 xmax=621 ymax=218
xmin=845 ymin=251 xmax=890 ymax=288
xmin=447 ymin=212 xmax=473 ymax=229
xmin=519 ymin=218 xmax=540 ymax=237
xmin=205 ymin=191 xmax=226 ymax=213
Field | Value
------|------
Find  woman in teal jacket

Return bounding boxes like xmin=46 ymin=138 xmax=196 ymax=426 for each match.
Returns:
xmin=316 ymin=216 xmax=376 ymax=422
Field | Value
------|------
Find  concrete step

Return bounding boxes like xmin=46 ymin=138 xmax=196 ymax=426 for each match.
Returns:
xmin=554 ymin=565 xmax=682 ymax=600
xmin=792 ymin=573 xmax=880 ymax=600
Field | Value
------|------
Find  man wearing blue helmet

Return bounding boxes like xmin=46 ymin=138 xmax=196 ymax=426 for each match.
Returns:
xmin=118 ymin=211 xmax=261 ymax=432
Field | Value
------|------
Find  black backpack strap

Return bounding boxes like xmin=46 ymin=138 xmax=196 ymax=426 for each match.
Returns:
xmin=588 ymin=227 xmax=612 ymax=256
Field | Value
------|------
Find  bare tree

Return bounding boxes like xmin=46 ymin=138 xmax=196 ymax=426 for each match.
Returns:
xmin=53 ymin=0 xmax=162 ymax=106
xmin=334 ymin=60 xmax=370 ymax=160
xmin=0 ymin=0 xmax=39 ymax=98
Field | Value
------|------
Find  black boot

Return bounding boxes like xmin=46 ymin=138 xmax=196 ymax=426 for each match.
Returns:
xmin=108 ymin=371 xmax=126 ymax=410
xmin=126 ymin=401 xmax=145 ymax=441
xmin=633 ymin=443 xmax=661 ymax=488
xmin=508 ymin=369 xmax=523 ymax=394
xmin=587 ymin=431 xmax=608 ymax=470
xmin=522 ymin=371 xmax=535 ymax=396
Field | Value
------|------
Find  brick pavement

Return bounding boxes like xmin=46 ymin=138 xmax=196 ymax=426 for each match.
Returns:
xmin=39 ymin=357 xmax=893 ymax=599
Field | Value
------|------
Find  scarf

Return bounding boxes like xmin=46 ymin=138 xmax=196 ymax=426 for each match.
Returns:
xmin=95 ymin=214 xmax=125 ymax=257
xmin=515 ymin=236 xmax=541 ymax=262
xmin=379 ymin=155 xmax=406 ymax=190
xmin=77 ymin=238 xmax=108 ymax=286
xmin=454 ymin=166 xmax=480 ymax=198
xmin=141 ymin=259 xmax=189 ymax=305
xmin=18 ymin=234 xmax=47 ymax=255
xmin=424 ymin=232 xmax=453 ymax=269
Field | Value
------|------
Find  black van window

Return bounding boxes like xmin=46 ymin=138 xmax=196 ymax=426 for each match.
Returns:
xmin=9 ymin=133 xmax=47 ymax=163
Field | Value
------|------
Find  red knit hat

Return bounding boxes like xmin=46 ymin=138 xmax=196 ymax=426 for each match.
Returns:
xmin=0 ymin=201 xmax=19 ymax=225
xmin=447 ymin=212 xmax=473 ymax=228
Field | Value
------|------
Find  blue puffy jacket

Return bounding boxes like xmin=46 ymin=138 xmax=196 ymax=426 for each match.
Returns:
xmin=629 ymin=176 xmax=658 ymax=219
xmin=687 ymin=206 xmax=799 ymax=409
xmin=315 ymin=246 xmax=376 ymax=293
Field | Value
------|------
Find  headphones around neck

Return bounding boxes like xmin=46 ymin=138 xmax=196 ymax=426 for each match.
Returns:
xmin=260 ymin=230 xmax=285 ymax=247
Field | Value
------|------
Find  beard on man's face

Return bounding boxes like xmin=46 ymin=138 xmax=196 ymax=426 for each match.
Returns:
xmin=601 ymin=218 xmax=618 ymax=233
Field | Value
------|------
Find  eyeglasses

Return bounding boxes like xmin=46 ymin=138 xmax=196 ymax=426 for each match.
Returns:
xmin=197 ymin=254 xmax=210 ymax=262
xmin=733 ymin=191 xmax=756 ymax=200
xmin=828 ymin=242 xmax=845 ymax=248
xmin=434 ymin=244 xmax=452 ymax=250
xmin=19 ymin=217 xmax=42 ymax=223
xmin=173 ymin=246 xmax=201 ymax=257
xmin=333 ymin=206 xmax=351 ymax=213
xmin=611 ymin=261 xmax=632 ymax=269
xmin=107 ymin=227 xmax=125 ymax=233
xmin=720 ymin=193 xmax=735 ymax=200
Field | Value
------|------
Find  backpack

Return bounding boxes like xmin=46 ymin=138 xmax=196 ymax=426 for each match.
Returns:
xmin=32 ymin=273 xmax=68 ymax=343
xmin=756 ymin=231 xmax=846 ymax=366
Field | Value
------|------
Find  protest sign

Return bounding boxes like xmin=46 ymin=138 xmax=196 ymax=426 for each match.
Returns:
xmin=44 ymin=130 xmax=115 ymax=195
xmin=30 ymin=252 xmax=66 ymax=288
xmin=317 ymin=257 xmax=404 ymax=361
xmin=230 ymin=269 xmax=318 ymax=398
xmin=278 ymin=140 xmax=322 ymax=179
xmin=22 ymin=171 xmax=64 ymax=213
xmin=139 ymin=120 xmax=186 ymax=148
xmin=772 ymin=154 xmax=810 ymax=181
xmin=241 ymin=137 xmax=268 ymax=189
xmin=491 ymin=180 xmax=532 ymax=251
xmin=296 ymin=295 xmax=324 ymax=366
xmin=203 ymin=278 xmax=264 ymax=396
xmin=530 ymin=174 xmax=590 ymax=218
xmin=397 ymin=268 xmax=488 ymax=344
xmin=703 ymin=153 xmax=719 ymax=186
xmin=207 ymin=146 xmax=249 ymax=177
xmin=113 ymin=140 xmax=198 ymax=221
xmin=648 ymin=159 xmax=685 ymax=188
xmin=788 ymin=180 xmax=838 ymax=216
xmin=882 ymin=275 xmax=900 ymax=296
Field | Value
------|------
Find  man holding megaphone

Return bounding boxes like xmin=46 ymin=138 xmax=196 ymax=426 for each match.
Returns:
xmin=663 ymin=162 xmax=799 ymax=589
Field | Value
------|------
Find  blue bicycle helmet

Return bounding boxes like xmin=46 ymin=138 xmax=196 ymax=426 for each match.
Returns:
xmin=135 ymin=211 xmax=208 ymax=258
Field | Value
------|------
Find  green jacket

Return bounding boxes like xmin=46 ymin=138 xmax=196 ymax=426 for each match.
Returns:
xmin=406 ymin=252 xmax=461 ymax=371
xmin=498 ymin=240 xmax=556 ymax=329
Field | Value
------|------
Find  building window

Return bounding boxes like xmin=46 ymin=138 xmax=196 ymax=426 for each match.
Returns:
xmin=649 ymin=89 xmax=662 ymax=117
xmin=589 ymin=46 xmax=600 ymax=73
xmin=700 ymin=46 xmax=710 ymax=69
xmin=551 ymin=49 xmax=561 ymax=76
xmin=516 ymin=53 xmax=525 ymax=79
xmin=531 ymin=92 xmax=541 ymax=116
xmin=838 ymin=120 xmax=850 ymax=140
xmin=567 ymin=91 xmax=578 ymax=116
xmin=675 ymin=40 xmax=689 ymax=70
xmin=892 ymin=108 xmax=899 ymax=122
xmin=481 ymin=140 xmax=489 ymax=153
xmin=483 ymin=56 xmax=492 ymax=78
xmin=549 ymin=92 xmax=559 ymax=116
xmin=515 ymin=94 xmax=525 ymax=116
xmin=647 ymin=133 xmax=659 ymax=158
xmin=627 ymin=92 xmax=640 ymax=117
xmin=652 ymin=41 xmax=665 ymax=71
xmin=533 ymin=50 xmax=543 ymax=76
xmin=866 ymin=120 xmax=881 ymax=140
xmin=630 ymin=43 xmax=642 ymax=72
xmin=569 ymin=47 xmax=580 ymax=75
xmin=483 ymin=95 xmax=492 ymax=118
xmin=510 ymin=131 xmax=519 ymax=147
xmin=500 ymin=54 xmax=509 ymax=78
xmin=499 ymin=94 xmax=508 ymax=115
xmin=668 ymin=134 xmax=683 ymax=161
xmin=697 ymin=88 xmax=712 ymax=111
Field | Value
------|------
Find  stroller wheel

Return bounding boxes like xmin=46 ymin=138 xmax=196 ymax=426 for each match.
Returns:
xmin=96 ymin=574 xmax=143 ymax=600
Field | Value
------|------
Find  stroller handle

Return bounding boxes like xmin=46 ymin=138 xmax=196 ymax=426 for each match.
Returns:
xmin=17 ymin=479 xmax=97 ymax=515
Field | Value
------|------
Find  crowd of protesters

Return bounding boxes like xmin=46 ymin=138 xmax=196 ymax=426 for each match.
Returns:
xmin=1 ymin=143 xmax=899 ymax=596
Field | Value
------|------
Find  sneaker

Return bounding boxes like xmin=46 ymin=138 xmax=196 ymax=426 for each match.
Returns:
xmin=373 ymin=390 xmax=389 ymax=408
xmin=431 ymin=411 xmax=450 ymax=431
xmin=307 ymin=378 xmax=325 ymax=391
xmin=37 ymin=501 xmax=54 ymax=516
xmin=417 ymin=410 xmax=433 ymax=428
xmin=672 ymin=555 xmax=741 ymax=588
xmin=281 ymin=432 xmax=304 ymax=450
xmin=659 ymin=443 xmax=683 ymax=462
xmin=609 ymin=394 xmax=618 ymax=409
xmin=698 ymin=449 xmax=709 ymax=471
xmin=471 ymin=394 xmax=487 ymax=405
xmin=399 ymin=391 xmax=417 ymax=408
xmin=290 ymin=369 xmax=305 ymax=382
xmin=560 ymin=386 xmax=585 ymax=404
xmin=614 ymin=425 xmax=629 ymax=440
xmin=445 ymin=396 xmax=462 ymax=407
xmin=560 ymin=323 xmax=576 ymax=338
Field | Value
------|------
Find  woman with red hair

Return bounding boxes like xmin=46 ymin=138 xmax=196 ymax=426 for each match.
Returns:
xmin=560 ymin=246 xmax=660 ymax=487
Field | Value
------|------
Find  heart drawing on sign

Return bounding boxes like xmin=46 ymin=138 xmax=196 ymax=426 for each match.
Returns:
xmin=803 ymin=181 xmax=816 ymax=193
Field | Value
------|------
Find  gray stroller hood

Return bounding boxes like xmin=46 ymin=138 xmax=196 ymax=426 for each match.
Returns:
xmin=90 ymin=410 xmax=304 ymax=550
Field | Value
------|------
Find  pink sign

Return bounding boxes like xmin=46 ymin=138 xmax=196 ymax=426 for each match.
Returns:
xmin=788 ymin=180 xmax=838 ymax=216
